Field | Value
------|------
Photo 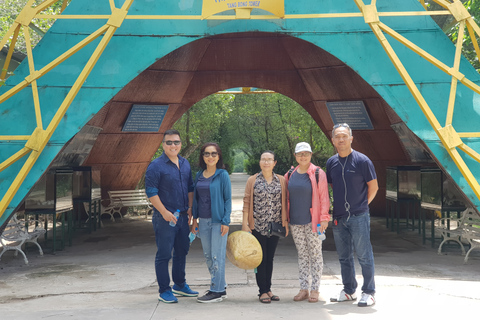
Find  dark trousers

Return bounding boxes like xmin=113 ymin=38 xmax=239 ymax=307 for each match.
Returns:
xmin=152 ymin=212 xmax=190 ymax=293
xmin=252 ymin=229 xmax=279 ymax=295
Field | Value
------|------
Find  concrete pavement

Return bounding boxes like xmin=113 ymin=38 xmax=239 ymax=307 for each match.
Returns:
xmin=1 ymin=173 xmax=480 ymax=319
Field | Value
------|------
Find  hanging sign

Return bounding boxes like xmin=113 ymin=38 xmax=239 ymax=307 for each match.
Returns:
xmin=326 ymin=101 xmax=374 ymax=130
xmin=202 ymin=0 xmax=285 ymax=19
xmin=122 ymin=105 xmax=169 ymax=132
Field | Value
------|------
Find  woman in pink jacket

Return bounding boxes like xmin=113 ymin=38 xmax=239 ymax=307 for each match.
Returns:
xmin=284 ymin=142 xmax=330 ymax=303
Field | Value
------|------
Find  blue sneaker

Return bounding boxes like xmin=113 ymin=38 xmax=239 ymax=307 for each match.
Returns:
xmin=172 ymin=283 xmax=199 ymax=297
xmin=158 ymin=290 xmax=178 ymax=303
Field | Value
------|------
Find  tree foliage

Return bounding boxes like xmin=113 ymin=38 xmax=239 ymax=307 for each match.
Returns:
xmin=0 ymin=0 xmax=69 ymax=55
xmin=226 ymin=93 xmax=333 ymax=175
xmin=159 ymin=91 xmax=334 ymax=176
xmin=426 ymin=0 xmax=480 ymax=71
xmin=154 ymin=94 xmax=235 ymax=175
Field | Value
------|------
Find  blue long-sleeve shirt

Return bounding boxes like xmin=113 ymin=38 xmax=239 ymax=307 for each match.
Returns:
xmin=145 ymin=153 xmax=194 ymax=213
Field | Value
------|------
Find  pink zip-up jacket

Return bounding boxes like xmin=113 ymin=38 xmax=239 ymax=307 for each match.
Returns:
xmin=284 ymin=163 xmax=330 ymax=232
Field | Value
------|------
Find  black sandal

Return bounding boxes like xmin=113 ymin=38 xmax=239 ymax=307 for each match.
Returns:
xmin=270 ymin=295 xmax=280 ymax=301
xmin=259 ymin=294 xmax=271 ymax=303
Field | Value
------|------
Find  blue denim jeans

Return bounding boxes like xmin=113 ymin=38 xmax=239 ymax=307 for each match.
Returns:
xmin=332 ymin=212 xmax=375 ymax=295
xmin=152 ymin=211 xmax=190 ymax=293
xmin=198 ymin=218 xmax=228 ymax=293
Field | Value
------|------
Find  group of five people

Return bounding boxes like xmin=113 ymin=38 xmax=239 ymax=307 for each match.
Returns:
xmin=145 ymin=123 xmax=378 ymax=307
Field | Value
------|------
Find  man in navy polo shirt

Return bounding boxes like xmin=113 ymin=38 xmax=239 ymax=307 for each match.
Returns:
xmin=326 ymin=123 xmax=378 ymax=307
xmin=145 ymin=129 xmax=198 ymax=303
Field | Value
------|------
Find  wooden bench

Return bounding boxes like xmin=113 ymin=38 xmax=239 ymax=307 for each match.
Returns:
xmin=106 ymin=189 xmax=153 ymax=221
xmin=0 ymin=214 xmax=46 ymax=264
xmin=437 ymin=208 xmax=480 ymax=263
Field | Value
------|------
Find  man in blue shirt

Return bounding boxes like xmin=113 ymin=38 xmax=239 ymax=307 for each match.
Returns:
xmin=326 ymin=123 xmax=378 ymax=307
xmin=145 ymin=129 xmax=198 ymax=303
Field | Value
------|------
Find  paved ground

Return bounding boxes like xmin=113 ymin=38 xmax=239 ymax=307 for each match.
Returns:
xmin=1 ymin=173 xmax=480 ymax=319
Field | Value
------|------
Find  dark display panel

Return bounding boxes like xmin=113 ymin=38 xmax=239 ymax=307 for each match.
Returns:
xmin=72 ymin=167 xmax=101 ymax=201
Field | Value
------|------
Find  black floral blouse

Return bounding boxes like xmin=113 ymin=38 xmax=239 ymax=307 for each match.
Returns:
xmin=253 ymin=172 xmax=282 ymax=236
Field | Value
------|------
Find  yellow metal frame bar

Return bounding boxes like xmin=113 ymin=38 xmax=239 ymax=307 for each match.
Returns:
xmin=352 ymin=0 xmax=480 ymax=202
xmin=1 ymin=0 xmax=480 ymax=217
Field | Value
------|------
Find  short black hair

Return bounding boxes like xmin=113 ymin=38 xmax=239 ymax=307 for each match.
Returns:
xmin=163 ymin=129 xmax=181 ymax=141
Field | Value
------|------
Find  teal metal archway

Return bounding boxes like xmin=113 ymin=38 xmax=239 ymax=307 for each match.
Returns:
xmin=1 ymin=0 xmax=480 ymax=226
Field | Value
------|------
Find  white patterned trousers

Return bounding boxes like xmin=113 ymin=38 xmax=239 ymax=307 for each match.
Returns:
xmin=290 ymin=223 xmax=324 ymax=291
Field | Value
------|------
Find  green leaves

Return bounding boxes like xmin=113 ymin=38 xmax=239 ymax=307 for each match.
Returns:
xmin=427 ymin=0 xmax=480 ymax=72
xmin=167 ymin=91 xmax=333 ymax=175
xmin=0 ymin=0 xmax=69 ymax=55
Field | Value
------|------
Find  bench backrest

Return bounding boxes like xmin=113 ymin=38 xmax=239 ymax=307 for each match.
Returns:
xmin=1 ymin=219 xmax=27 ymax=243
xmin=462 ymin=209 xmax=480 ymax=240
xmin=108 ymin=190 xmax=150 ymax=207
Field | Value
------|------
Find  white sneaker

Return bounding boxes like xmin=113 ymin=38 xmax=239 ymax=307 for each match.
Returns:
xmin=330 ymin=290 xmax=357 ymax=302
xmin=358 ymin=292 xmax=375 ymax=307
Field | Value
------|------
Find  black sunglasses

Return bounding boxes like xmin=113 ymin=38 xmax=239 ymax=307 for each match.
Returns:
xmin=203 ymin=152 xmax=218 ymax=157
xmin=164 ymin=140 xmax=181 ymax=145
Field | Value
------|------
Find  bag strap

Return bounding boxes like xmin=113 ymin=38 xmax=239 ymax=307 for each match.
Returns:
xmin=287 ymin=168 xmax=294 ymax=180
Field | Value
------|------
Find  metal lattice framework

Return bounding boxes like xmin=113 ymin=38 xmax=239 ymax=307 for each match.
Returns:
xmin=1 ymin=0 xmax=480 ymax=217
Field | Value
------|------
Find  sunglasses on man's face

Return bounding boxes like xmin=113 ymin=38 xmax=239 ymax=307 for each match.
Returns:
xmin=164 ymin=140 xmax=181 ymax=146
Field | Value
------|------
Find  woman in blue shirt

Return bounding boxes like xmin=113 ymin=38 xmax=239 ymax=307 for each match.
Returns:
xmin=192 ymin=142 xmax=232 ymax=303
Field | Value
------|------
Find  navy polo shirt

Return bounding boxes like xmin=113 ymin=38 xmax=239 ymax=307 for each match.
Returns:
xmin=145 ymin=153 xmax=194 ymax=213
xmin=326 ymin=149 xmax=376 ymax=218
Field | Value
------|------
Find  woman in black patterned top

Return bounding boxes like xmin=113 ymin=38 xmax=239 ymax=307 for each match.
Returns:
xmin=242 ymin=151 xmax=288 ymax=303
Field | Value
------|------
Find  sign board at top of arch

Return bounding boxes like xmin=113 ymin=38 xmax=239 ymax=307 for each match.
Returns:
xmin=202 ymin=0 xmax=285 ymax=19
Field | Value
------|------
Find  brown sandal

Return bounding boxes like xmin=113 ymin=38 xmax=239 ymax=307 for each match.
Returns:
xmin=293 ymin=289 xmax=309 ymax=301
xmin=308 ymin=290 xmax=319 ymax=303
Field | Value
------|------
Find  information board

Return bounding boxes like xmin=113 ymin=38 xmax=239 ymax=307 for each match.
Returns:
xmin=122 ymin=105 xmax=169 ymax=132
xmin=326 ymin=101 xmax=374 ymax=130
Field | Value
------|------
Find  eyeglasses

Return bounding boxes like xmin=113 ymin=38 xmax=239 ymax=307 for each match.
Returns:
xmin=260 ymin=159 xmax=275 ymax=163
xmin=203 ymin=152 xmax=218 ymax=157
xmin=164 ymin=140 xmax=181 ymax=145
xmin=295 ymin=152 xmax=311 ymax=157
